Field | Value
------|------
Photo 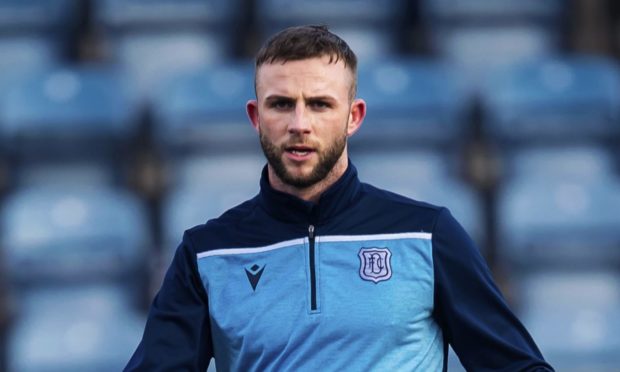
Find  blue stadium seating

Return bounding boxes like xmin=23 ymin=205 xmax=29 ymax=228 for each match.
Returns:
xmin=353 ymin=59 xmax=468 ymax=146
xmin=255 ymin=0 xmax=407 ymax=59
xmin=497 ymin=147 xmax=620 ymax=267
xmin=152 ymin=62 xmax=257 ymax=153
xmin=504 ymin=146 xmax=616 ymax=180
xmin=482 ymin=56 xmax=620 ymax=142
xmin=420 ymin=0 xmax=565 ymax=21
xmin=8 ymin=284 xmax=145 ymax=372
xmin=0 ymin=0 xmax=76 ymax=95
xmin=0 ymin=65 xmax=137 ymax=161
xmin=0 ymin=0 xmax=76 ymax=59
xmin=353 ymin=150 xmax=484 ymax=246
xmin=420 ymin=0 xmax=565 ymax=92
xmin=0 ymin=172 xmax=151 ymax=371
xmin=94 ymin=0 xmax=239 ymax=27
xmin=0 ymin=38 xmax=59 ymax=77
xmin=93 ymin=0 xmax=242 ymax=103
xmin=516 ymin=270 xmax=620 ymax=371
xmin=0 ymin=0 xmax=75 ymax=31
xmin=0 ymin=184 xmax=150 ymax=285
xmin=162 ymin=154 xmax=264 ymax=260
xmin=108 ymin=31 xmax=232 ymax=102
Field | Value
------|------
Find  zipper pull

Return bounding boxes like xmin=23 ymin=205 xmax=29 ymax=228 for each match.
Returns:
xmin=308 ymin=224 xmax=315 ymax=239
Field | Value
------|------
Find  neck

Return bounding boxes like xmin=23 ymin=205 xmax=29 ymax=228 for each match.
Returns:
xmin=268 ymin=154 xmax=348 ymax=203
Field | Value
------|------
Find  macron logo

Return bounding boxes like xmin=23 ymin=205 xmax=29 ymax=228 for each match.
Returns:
xmin=245 ymin=264 xmax=265 ymax=291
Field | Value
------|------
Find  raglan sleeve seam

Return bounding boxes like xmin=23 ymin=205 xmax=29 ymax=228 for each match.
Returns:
xmin=429 ymin=207 xmax=446 ymax=313
xmin=184 ymin=230 xmax=210 ymax=301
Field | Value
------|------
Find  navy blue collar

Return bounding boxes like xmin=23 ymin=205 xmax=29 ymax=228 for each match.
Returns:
xmin=258 ymin=161 xmax=362 ymax=225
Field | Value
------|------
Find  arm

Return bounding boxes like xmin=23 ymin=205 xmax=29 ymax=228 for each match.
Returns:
xmin=125 ymin=232 xmax=213 ymax=372
xmin=432 ymin=208 xmax=553 ymax=371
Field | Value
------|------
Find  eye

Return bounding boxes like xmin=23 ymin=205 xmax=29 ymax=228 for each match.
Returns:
xmin=309 ymin=100 xmax=331 ymax=110
xmin=269 ymin=99 xmax=294 ymax=110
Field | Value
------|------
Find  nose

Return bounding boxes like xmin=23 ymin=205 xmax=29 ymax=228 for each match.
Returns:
xmin=288 ymin=103 xmax=311 ymax=134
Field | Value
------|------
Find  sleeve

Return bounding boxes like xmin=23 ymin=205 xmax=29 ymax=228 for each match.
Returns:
xmin=124 ymin=231 xmax=213 ymax=372
xmin=432 ymin=208 xmax=554 ymax=372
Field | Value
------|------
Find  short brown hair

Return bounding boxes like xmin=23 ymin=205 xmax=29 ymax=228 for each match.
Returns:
xmin=254 ymin=25 xmax=358 ymax=100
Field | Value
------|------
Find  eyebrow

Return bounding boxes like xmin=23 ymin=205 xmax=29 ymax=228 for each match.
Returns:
xmin=264 ymin=94 xmax=338 ymax=103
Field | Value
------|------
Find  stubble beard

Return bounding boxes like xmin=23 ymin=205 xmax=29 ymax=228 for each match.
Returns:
xmin=259 ymin=130 xmax=347 ymax=189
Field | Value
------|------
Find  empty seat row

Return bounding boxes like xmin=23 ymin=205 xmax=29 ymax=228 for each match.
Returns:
xmin=0 ymin=183 xmax=151 ymax=371
xmin=1 ymin=145 xmax=619 ymax=370
xmin=1 ymin=57 xmax=619 ymax=159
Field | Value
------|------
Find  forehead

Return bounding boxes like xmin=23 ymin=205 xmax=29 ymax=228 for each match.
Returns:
xmin=255 ymin=57 xmax=353 ymax=99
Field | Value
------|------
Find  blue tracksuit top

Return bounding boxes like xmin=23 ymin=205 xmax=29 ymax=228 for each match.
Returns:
xmin=126 ymin=162 xmax=553 ymax=371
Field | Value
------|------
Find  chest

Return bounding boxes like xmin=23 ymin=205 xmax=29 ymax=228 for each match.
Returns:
xmin=198 ymin=234 xmax=436 ymax=352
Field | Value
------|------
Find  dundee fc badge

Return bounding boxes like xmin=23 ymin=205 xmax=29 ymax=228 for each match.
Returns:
xmin=358 ymin=247 xmax=392 ymax=283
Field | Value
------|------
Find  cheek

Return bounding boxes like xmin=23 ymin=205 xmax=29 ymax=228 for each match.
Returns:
xmin=259 ymin=113 xmax=288 ymax=132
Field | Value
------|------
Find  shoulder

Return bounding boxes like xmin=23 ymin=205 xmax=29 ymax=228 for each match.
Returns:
xmin=360 ymin=182 xmax=442 ymax=211
xmin=183 ymin=195 xmax=261 ymax=252
xmin=360 ymin=181 xmax=444 ymax=217
xmin=347 ymin=182 xmax=447 ymax=235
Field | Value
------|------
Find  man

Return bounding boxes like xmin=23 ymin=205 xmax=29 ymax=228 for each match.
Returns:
xmin=126 ymin=25 xmax=553 ymax=371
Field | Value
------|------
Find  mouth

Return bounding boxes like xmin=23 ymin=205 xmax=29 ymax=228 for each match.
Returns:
xmin=284 ymin=144 xmax=316 ymax=159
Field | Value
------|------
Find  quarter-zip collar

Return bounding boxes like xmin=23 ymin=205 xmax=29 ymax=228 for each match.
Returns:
xmin=258 ymin=160 xmax=362 ymax=224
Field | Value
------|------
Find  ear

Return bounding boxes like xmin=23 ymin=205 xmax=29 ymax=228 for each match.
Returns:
xmin=346 ymin=98 xmax=366 ymax=137
xmin=246 ymin=99 xmax=260 ymax=133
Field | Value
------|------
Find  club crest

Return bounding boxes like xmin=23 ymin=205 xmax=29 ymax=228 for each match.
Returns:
xmin=358 ymin=247 xmax=392 ymax=283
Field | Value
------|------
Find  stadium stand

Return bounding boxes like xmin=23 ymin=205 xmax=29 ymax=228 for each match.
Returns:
xmin=254 ymin=0 xmax=408 ymax=59
xmin=419 ymin=0 xmax=567 ymax=92
xmin=517 ymin=271 xmax=620 ymax=371
xmin=161 ymin=154 xmax=263 ymax=262
xmin=0 ymin=65 xmax=137 ymax=185
xmin=481 ymin=56 xmax=620 ymax=143
xmin=0 ymin=0 xmax=77 ymax=69
xmin=0 ymin=184 xmax=151 ymax=371
xmin=152 ymin=62 xmax=257 ymax=153
xmin=0 ymin=2 xmax=618 ymax=371
xmin=92 ymin=0 xmax=243 ymax=103
xmin=497 ymin=146 xmax=620 ymax=267
xmin=496 ymin=145 xmax=620 ymax=370
xmin=354 ymin=58 xmax=469 ymax=146
xmin=353 ymin=150 xmax=485 ymax=249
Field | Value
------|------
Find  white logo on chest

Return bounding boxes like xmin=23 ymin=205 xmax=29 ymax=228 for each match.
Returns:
xmin=358 ymin=247 xmax=392 ymax=283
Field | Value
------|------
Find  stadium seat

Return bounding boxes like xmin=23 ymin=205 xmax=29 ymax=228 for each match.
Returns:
xmin=0 ymin=184 xmax=150 ymax=285
xmin=497 ymin=147 xmax=620 ymax=267
xmin=353 ymin=59 xmax=468 ymax=147
xmin=504 ymin=146 xmax=616 ymax=181
xmin=353 ymin=150 xmax=484 ymax=246
xmin=255 ymin=0 xmax=408 ymax=59
xmin=0 ymin=37 xmax=59 ymax=77
xmin=516 ymin=270 xmax=620 ymax=371
xmin=0 ymin=65 xmax=137 ymax=161
xmin=0 ymin=0 xmax=77 ymax=102
xmin=0 ymin=64 xmax=138 ymax=186
xmin=152 ymin=62 xmax=257 ymax=153
xmin=8 ymin=284 xmax=145 ymax=372
xmin=481 ymin=56 xmax=620 ymax=143
xmin=162 ymin=154 xmax=264 ymax=259
xmin=0 ymin=0 xmax=75 ymax=31
xmin=108 ymin=31 xmax=231 ymax=102
xmin=420 ymin=0 xmax=565 ymax=91
xmin=420 ymin=0 xmax=565 ymax=21
xmin=0 ymin=0 xmax=77 ymax=99
xmin=94 ymin=0 xmax=239 ymax=26
xmin=93 ymin=0 xmax=242 ymax=102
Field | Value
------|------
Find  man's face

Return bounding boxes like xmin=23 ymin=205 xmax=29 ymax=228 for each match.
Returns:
xmin=248 ymin=56 xmax=364 ymax=189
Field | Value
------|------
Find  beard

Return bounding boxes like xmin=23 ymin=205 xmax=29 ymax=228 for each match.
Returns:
xmin=259 ymin=130 xmax=347 ymax=189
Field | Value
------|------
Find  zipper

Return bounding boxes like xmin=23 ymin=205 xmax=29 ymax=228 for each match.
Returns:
xmin=308 ymin=224 xmax=317 ymax=311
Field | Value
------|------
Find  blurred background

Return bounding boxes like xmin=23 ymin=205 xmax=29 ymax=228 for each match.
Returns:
xmin=0 ymin=0 xmax=619 ymax=371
